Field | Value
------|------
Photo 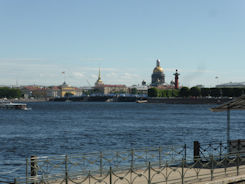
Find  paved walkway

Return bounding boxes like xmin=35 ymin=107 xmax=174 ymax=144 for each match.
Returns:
xmin=38 ymin=165 xmax=245 ymax=184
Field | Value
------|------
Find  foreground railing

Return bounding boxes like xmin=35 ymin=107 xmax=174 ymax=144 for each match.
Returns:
xmin=14 ymin=152 xmax=245 ymax=184
xmin=3 ymin=140 xmax=245 ymax=184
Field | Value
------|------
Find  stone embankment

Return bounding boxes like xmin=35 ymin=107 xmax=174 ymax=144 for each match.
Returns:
xmin=147 ymin=97 xmax=232 ymax=104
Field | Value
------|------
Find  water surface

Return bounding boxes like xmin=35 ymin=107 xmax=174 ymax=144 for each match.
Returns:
xmin=0 ymin=102 xmax=244 ymax=177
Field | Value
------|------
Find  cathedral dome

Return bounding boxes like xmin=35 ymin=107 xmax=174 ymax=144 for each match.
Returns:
xmin=153 ymin=59 xmax=164 ymax=73
xmin=153 ymin=66 xmax=164 ymax=73
xmin=151 ymin=59 xmax=165 ymax=86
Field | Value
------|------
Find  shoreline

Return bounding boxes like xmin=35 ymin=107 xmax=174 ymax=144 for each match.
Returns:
xmin=147 ymin=97 xmax=232 ymax=104
xmin=5 ymin=97 xmax=233 ymax=104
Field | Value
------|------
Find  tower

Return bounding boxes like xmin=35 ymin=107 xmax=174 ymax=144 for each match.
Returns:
xmin=95 ymin=68 xmax=104 ymax=86
xmin=173 ymin=69 xmax=180 ymax=89
xmin=151 ymin=59 xmax=165 ymax=86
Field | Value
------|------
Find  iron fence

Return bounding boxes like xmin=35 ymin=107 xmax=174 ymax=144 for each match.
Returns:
xmin=3 ymin=141 xmax=245 ymax=184
xmin=30 ymin=145 xmax=186 ymax=179
xmin=198 ymin=140 xmax=245 ymax=162
xmin=14 ymin=152 xmax=245 ymax=184
xmin=198 ymin=141 xmax=228 ymax=161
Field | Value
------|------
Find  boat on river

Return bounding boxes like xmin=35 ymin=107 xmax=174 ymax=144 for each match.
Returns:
xmin=0 ymin=100 xmax=31 ymax=110
xmin=136 ymin=100 xmax=148 ymax=103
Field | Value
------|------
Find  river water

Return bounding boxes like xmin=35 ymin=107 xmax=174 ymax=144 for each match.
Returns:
xmin=0 ymin=102 xmax=244 ymax=178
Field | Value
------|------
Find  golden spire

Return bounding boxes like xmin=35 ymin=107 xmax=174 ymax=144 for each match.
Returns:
xmin=95 ymin=68 xmax=103 ymax=86
xmin=98 ymin=68 xmax=101 ymax=81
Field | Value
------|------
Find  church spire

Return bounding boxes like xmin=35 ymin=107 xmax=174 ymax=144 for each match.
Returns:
xmin=95 ymin=68 xmax=104 ymax=86
xmin=98 ymin=68 xmax=101 ymax=81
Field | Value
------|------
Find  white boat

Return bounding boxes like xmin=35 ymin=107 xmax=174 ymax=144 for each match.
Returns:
xmin=136 ymin=100 xmax=148 ymax=103
xmin=0 ymin=100 xmax=31 ymax=110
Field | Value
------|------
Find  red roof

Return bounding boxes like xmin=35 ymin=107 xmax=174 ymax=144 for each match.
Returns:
xmin=103 ymin=84 xmax=126 ymax=88
xmin=23 ymin=86 xmax=42 ymax=90
xmin=50 ymin=86 xmax=60 ymax=90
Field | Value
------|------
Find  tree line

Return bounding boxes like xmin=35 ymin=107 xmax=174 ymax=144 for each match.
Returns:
xmin=148 ymin=87 xmax=245 ymax=97
xmin=0 ymin=87 xmax=22 ymax=98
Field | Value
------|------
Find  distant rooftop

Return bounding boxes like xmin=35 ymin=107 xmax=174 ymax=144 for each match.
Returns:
xmin=103 ymin=84 xmax=126 ymax=88
xmin=216 ymin=82 xmax=245 ymax=88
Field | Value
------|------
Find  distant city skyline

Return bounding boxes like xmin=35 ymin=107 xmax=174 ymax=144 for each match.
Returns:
xmin=0 ymin=0 xmax=245 ymax=87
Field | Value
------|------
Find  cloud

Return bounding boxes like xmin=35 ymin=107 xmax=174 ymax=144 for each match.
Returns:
xmin=90 ymin=74 xmax=97 ymax=79
xmin=71 ymin=72 xmax=84 ymax=78
xmin=0 ymin=59 xmax=145 ymax=86
xmin=80 ymin=58 xmax=104 ymax=62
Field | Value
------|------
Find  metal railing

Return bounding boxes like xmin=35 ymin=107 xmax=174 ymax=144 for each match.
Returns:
xmin=199 ymin=141 xmax=228 ymax=161
xmin=14 ymin=152 xmax=245 ymax=184
xmin=3 ymin=141 xmax=245 ymax=184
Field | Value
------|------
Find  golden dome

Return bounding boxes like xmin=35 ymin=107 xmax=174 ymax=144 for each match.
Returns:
xmin=153 ymin=66 xmax=164 ymax=73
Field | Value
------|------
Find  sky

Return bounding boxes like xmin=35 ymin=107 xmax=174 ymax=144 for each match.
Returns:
xmin=0 ymin=0 xmax=245 ymax=87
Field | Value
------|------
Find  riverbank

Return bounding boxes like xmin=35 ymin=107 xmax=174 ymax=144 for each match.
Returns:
xmin=50 ymin=96 xmax=232 ymax=104
xmin=147 ymin=97 xmax=232 ymax=104
xmin=3 ymin=96 xmax=233 ymax=104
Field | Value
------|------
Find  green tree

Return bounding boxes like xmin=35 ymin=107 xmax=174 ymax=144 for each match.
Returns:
xmin=0 ymin=87 xmax=22 ymax=98
xmin=158 ymin=89 xmax=166 ymax=97
xmin=221 ymin=88 xmax=233 ymax=97
xmin=210 ymin=88 xmax=221 ymax=97
xmin=179 ymin=87 xmax=190 ymax=97
xmin=190 ymin=87 xmax=201 ymax=97
xmin=201 ymin=88 xmax=210 ymax=97
xmin=172 ymin=89 xmax=179 ymax=97
xmin=10 ymin=88 xmax=22 ymax=98
xmin=233 ymin=88 xmax=244 ymax=97
xmin=0 ymin=87 xmax=7 ymax=97
xmin=130 ymin=88 xmax=137 ymax=94
xmin=148 ymin=88 xmax=158 ymax=97
xmin=166 ymin=90 xmax=173 ymax=97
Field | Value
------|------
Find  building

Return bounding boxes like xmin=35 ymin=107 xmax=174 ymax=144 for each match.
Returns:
xmin=46 ymin=86 xmax=61 ymax=98
xmin=151 ymin=59 xmax=165 ymax=86
xmin=59 ymin=82 xmax=83 ymax=97
xmin=216 ymin=82 xmax=245 ymax=88
xmin=46 ymin=82 xmax=83 ymax=98
xmin=94 ymin=69 xmax=128 ymax=94
xmin=150 ymin=59 xmax=180 ymax=89
xmin=21 ymin=85 xmax=46 ymax=99
xmin=128 ymin=85 xmax=148 ymax=95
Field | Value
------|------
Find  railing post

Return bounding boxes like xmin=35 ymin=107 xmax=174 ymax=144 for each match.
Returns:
xmin=181 ymin=158 xmax=185 ymax=184
xmin=109 ymin=166 xmax=112 ymax=184
xmin=224 ymin=154 xmax=227 ymax=175
xmin=14 ymin=178 xmax=17 ymax=184
xmin=210 ymin=155 xmax=214 ymax=181
xmin=227 ymin=108 xmax=231 ymax=150
xmin=116 ymin=152 xmax=119 ymax=169
xmin=237 ymin=153 xmax=240 ymax=176
xmin=30 ymin=156 xmax=37 ymax=184
xmin=193 ymin=141 xmax=200 ymax=162
xmin=131 ymin=149 xmax=134 ymax=169
xmin=219 ymin=142 xmax=222 ymax=161
xmin=184 ymin=144 xmax=187 ymax=161
xmin=100 ymin=151 xmax=103 ymax=176
xmin=130 ymin=163 xmax=132 ymax=184
xmin=158 ymin=146 xmax=162 ymax=168
xmin=65 ymin=155 xmax=68 ymax=184
xmin=148 ymin=162 xmax=151 ymax=184
xmin=26 ymin=158 xmax=28 ymax=184
xmin=88 ymin=170 xmax=91 ymax=184
xmin=238 ymin=139 xmax=241 ymax=153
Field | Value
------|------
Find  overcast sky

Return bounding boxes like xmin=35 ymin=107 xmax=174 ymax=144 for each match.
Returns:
xmin=0 ymin=0 xmax=245 ymax=87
